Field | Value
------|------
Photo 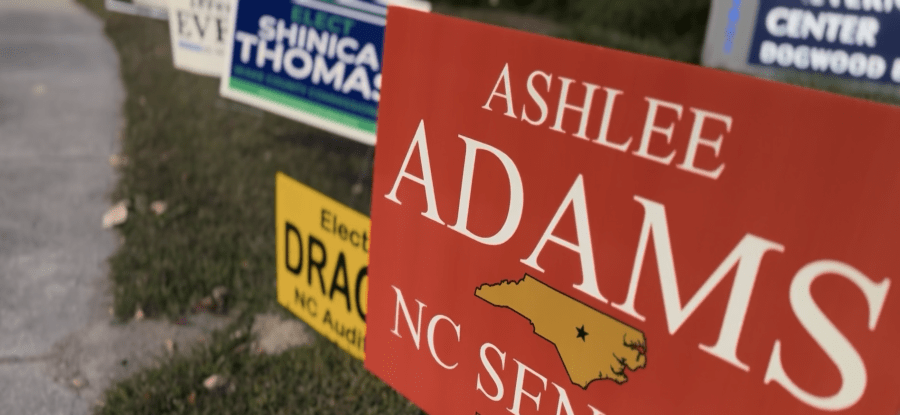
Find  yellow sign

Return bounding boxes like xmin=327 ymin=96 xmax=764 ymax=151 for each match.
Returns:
xmin=276 ymin=172 xmax=369 ymax=360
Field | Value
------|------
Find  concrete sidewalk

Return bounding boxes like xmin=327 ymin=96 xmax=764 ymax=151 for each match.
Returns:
xmin=0 ymin=3 xmax=238 ymax=412
xmin=0 ymin=0 xmax=121 ymax=413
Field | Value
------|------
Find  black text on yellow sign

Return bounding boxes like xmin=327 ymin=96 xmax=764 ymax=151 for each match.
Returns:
xmin=276 ymin=173 xmax=369 ymax=360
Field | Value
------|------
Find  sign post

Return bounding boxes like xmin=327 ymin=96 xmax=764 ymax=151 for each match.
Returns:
xmin=365 ymin=7 xmax=900 ymax=415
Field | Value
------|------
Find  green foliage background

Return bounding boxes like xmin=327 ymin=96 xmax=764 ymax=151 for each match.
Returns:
xmin=433 ymin=0 xmax=712 ymax=62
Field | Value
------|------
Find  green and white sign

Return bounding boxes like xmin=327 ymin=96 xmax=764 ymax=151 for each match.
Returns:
xmin=219 ymin=0 xmax=428 ymax=145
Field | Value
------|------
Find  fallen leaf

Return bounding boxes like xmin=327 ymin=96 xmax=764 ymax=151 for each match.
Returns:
xmin=72 ymin=378 xmax=86 ymax=389
xmin=102 ymin=201 xmax=128 ymax=228
xmin=150 ymin=200 xmax=167 ymax=215
xmin=187 ymin=392 xmax=196 ymax=405
xmin=108 ymin=154 xmax=128 ymax=168
xmin=212 ymin=286 xmax=228 ymax=310
xmin=203 ymin=374 xmax=224 ymax=390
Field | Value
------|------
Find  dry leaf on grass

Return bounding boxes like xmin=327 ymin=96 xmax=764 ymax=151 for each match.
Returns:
xmin=108 ymin=154 xmax=128 ymax=168
xmin=203 ymin=374 xmax=226 ymax=390
xmin=192 ymin=296 xmax=214 ymax=313
xmin=150 ymin=200 xmax=167 ymax=215
xmin=102 ymin=200 xmax=128 ymax=228
xmin=211 ymin=286 xmax=228 ymax=310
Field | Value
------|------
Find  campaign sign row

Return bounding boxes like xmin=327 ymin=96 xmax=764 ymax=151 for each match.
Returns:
xmin=107 ymin=0 xmax=900 ymax=146
xmin=106 ymin=0 xmax=430 ymax=145
xmin=703 ymin=0 xmax=900 ymax=86
xmin=107 ymin=1 xmax=900 ymax=413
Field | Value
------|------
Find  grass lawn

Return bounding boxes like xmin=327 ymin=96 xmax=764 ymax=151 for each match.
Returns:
xmin=77 ymin=0 xmax=411 ymax=413
xmin=74 ymin=0 xmax=900 ymax=413
xmin=98 ymin=327 xmax=422 ymax=414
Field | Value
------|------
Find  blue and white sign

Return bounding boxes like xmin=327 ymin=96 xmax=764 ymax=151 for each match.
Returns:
xmin=749 ymin=0 xmax=900 ymax=84
xmin=219 ymin=0 xmax=429 ymax=145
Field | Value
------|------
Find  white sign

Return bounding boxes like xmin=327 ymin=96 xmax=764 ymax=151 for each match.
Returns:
xmin=167 ymin=0 xmax=235 ymax=77
xmin=701 ymin=0 xmax=900 ymax=96
xmin=105 ymin=0 xmax=168 ymax=20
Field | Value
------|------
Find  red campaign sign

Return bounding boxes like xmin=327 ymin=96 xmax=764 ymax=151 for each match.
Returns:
xmin=365 ymin=7 xmax=900 ymax=415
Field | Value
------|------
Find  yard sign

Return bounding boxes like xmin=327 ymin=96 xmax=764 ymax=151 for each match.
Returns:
xmin=365 ymin=7 xmax=900 ymax=415
xmin=276 ymin=173 xmax=369 ymax=360
xmin=166 ymin=0 xmax=235 ymax=77
xmin=219 ymin=0 xmax=429 ymax=145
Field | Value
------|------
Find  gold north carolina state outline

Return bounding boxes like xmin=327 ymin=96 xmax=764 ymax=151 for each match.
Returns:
xmin=475 ymin=274 xmax=647 ymax=387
